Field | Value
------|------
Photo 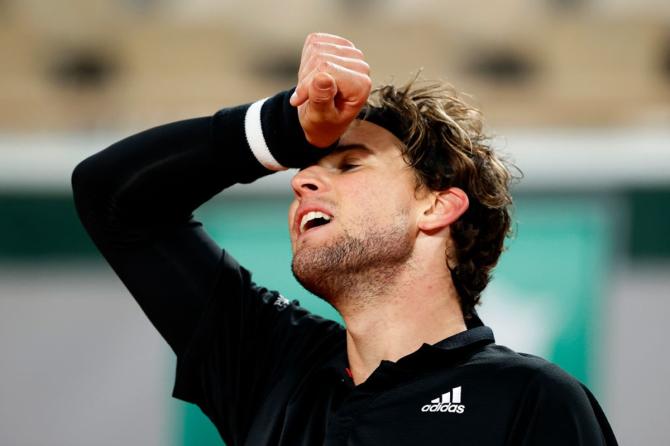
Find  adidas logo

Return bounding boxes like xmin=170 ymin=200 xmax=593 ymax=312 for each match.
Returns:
xmin=420 ymin=386 xmax=465 ymax=414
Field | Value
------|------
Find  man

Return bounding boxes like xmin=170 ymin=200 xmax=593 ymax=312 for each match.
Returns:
xmin=72 ymin=33 xmax=617 ymax=445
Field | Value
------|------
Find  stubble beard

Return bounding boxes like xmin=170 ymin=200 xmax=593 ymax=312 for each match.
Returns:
xmin=291 ymin=214 xmax=414 ymax=312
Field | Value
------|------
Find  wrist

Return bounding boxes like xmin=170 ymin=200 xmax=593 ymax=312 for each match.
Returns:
xmin=250 ymin=88 xmax=336 ymax=169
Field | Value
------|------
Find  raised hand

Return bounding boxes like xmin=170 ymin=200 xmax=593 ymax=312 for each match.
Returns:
xmin=290 ymin=33 xmax=372 ymax=148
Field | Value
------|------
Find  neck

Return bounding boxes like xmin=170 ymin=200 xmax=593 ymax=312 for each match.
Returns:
xmin=335 ymin=253 xmax=466 ymax=386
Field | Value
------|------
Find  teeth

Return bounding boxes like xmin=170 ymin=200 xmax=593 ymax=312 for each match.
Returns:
xmin=300 ymin=211 xmax=332 ymax=234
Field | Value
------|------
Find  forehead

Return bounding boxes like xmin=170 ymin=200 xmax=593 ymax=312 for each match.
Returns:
xmin=335 ymin=119 xmax=404 ymax=156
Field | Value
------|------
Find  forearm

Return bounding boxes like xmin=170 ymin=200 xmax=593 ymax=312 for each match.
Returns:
xmin=71 ymin=89 xmax=327 ymax=243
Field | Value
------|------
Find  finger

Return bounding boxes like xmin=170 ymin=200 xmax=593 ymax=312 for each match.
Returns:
xmin=301 ymin=32 xmax=354 ymax=59
xmin=320 ymin=63 xmax=371 ymax=109
xmin=291 ymin=68 xmax=318 ymax=107
xmin=309 ymin=32 xmax=355 ymax=48
xmin=303 ymin=42 xmax=364 ymax=63
xmin=292 ymin=65 xmax=330 ymax=107
xmin=293 ymin=60 xmax=370 ymax=110
xmin=298 ymin=43 xmax=366 ymax=80
xmin=300 ymin=53 xmax=370 ymax=80
xmin=306 ymin=71 xmax=338 ymax=115
xmin=290 ymin=84 xmax=308 ymax=107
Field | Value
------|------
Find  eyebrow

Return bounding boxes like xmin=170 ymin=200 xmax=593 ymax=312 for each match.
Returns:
xmin=332 ymin=143 xmax=375 ymax=155
xmin=301 ymin=144 xmax=375 ymax=171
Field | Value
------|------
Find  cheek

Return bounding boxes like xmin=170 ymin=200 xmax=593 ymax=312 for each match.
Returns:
xmin=288 ymin=201 xmax=298 ymax=232
xmin=366 ymin=184 xmax=414 ymax=223
xmin=349 ymin=186 xmax=400 ymax=224
xmin=340 ymin=173 xmax=415 ymax=226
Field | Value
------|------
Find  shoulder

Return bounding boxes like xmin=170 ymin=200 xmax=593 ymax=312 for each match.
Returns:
xmin=470 ymin=343 xmax=582 ymax=385
xmin=464 ymin=343 xmax=599 ymax=410
xmin=464 ymin=344 xmax=618 ymax=444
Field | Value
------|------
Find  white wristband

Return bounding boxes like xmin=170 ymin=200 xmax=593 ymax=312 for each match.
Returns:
xmin=244 ymin=98 xmax=287 ymax=171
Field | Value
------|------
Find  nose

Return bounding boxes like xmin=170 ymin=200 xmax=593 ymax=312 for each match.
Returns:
xmin=291 ymin=165 xmax=329 ymax=198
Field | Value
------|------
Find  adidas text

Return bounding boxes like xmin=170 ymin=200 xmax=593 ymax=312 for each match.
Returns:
xmin=421 ymin=386 xmax=465 ymax=414
xmin=421 ymin=402 xmax=465 ymax=413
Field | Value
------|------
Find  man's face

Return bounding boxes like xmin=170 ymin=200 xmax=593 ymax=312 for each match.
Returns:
xmin=288 ymin=120 xmax=424 ymax=303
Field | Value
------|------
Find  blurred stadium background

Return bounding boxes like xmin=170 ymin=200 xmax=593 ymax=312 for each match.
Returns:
xmin=1 ymin=0 xmax=669 ymax=444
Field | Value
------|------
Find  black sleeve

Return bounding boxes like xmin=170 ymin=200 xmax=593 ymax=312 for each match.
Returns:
xmin=71 ymin=88 xmax=328 ymax=354
xmin=506 ymin=364 xmax=618 ymax=445
xmin=71 ymin=89 xmax=344 ymax=442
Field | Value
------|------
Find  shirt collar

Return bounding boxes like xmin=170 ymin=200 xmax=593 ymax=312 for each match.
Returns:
xmin=427 ymin=311 xmax=494 ymax=353
xmin=320 ymin=312 xmax=495 ymax=383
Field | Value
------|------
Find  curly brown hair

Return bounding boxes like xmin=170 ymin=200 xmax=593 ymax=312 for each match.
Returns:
xmin=360 ymin=77 xmax=516 ymax=318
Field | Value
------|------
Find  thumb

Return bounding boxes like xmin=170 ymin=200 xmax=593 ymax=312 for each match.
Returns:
xmin=307 ymin=72 xmax=337 ymax=113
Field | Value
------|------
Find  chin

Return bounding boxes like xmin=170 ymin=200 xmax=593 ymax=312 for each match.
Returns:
xmin=290 ymin=226 xmax=414 ymax=306
xmin=291 ymin=249 xmax=330 ymax=297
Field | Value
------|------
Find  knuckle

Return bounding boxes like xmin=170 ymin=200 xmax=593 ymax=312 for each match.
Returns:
xmin=360 ymin=75 xmax=372 ymax=90
xmin=310 ymin=42 xmax=326 ymax=56
xmin=306 ymin=32 xmax=318 ymax=44
xmin=357 ymin=60 xmax=370 ymax=73
xmin=305 ymin=55 xmax=321 ymax=72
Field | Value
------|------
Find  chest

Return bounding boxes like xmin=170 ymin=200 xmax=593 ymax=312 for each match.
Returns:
xmin=245 ymin=369 xmax=522 ymax=446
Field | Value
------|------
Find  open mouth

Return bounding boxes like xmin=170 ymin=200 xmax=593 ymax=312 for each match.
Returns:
xmin=300 ymin=211 xmax=333 ymax=234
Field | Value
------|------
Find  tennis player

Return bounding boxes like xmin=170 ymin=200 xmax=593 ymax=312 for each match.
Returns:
xmin=72 ymin=32 xmax=617 ymax=445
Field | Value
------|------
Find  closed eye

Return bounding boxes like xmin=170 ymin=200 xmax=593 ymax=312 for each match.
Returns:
xmin=339 ymin=160 xmax=362 ymax=172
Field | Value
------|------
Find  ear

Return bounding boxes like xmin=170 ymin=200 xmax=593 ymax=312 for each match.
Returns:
xmin=417 ymin=187 xmax=469 ymax=232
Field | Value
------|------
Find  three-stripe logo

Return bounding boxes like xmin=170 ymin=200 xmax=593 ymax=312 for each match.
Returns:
xmin=421 ymin=386 xmax=466 ymax=414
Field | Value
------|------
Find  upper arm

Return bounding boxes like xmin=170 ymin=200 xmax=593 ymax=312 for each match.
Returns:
xmin=70 ymin=117 xmax=230 ymax=356
xmin=99 ymin=217 xmax=224 ymax=356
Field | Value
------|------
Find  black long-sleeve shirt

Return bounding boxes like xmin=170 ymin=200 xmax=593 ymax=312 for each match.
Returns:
xmin=71 ymin=89 xmax=618 ymax=445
